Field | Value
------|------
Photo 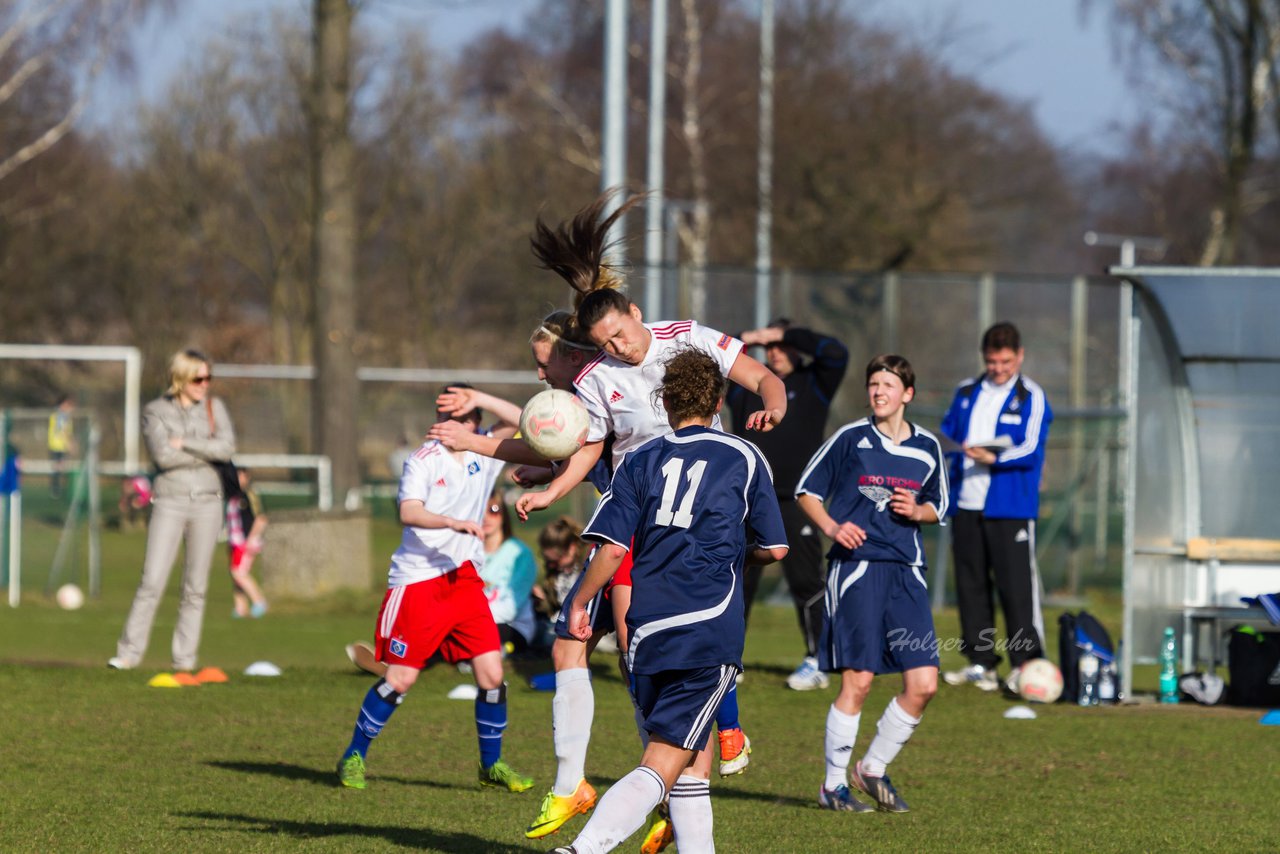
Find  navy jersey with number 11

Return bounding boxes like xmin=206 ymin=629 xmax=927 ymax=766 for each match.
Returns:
xmin=583 ymin=425 xmax=787 ymax=675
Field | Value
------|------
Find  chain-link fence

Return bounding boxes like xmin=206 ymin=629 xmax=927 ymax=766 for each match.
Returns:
xmin=0 ymin=265 xmax=1129 ymax=599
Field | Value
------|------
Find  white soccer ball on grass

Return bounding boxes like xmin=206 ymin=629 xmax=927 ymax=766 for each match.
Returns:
xmin=1017 ymin=657 xmax=1064 ymax=704
xmin=520 ymin=389 xmax=590 ymax=461
xmin=56 ymin=583 xmax=85 ymax=610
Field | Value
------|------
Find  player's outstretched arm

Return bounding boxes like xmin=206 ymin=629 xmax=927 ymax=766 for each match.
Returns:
xmin=514 ymin=440 xmax=604 ymax=520
xmin=428 ymin=420 xmax=546 ymax=465
xmin=510 ymin=464 xmax=555 ymax=487
xmin=435 ymin=386 xmax=523 ymax=427
xmin=797 ymin=493 xmax=866 ymax=550
xmin=728 ymin=351 xmax=787 ymax=431
xmin=434 ymin=387 xmax=522 ymax=442
xmin=567 ymin=542 xmax=627 ymax=640
xmin=397 ymin=499 xmax=483 ymax=539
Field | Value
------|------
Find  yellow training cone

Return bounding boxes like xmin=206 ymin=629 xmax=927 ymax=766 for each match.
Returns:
xmin=148 ymin=673 xmax=182 ymax=688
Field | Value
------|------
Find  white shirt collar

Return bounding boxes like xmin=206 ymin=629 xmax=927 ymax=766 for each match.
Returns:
xmin=980 ymin=373 xmax=1019 ymax=395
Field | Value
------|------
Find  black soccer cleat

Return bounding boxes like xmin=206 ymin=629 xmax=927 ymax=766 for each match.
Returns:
xmin=851 ymin=760 xmax=910 ymax=813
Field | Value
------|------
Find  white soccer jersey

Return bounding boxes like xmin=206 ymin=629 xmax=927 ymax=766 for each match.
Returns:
xmin=573 ymin=320 xmax=743 ymax=470
xmin=387 ymin=439 xmax=504 ymax=587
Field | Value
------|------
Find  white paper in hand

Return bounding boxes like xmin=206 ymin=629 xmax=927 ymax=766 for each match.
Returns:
xmin=969 ymin=435 xmax=1014 ymax=452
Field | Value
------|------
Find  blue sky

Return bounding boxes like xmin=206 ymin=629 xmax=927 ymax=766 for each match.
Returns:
xmin=106 ymin=0 xmax=1139 ymax=154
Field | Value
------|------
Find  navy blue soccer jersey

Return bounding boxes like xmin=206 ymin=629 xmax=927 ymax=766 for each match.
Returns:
xmin=796 ymin=418 xmax=948 ymax=566
xmin=583 ymin=425 xmax=787 ymax=675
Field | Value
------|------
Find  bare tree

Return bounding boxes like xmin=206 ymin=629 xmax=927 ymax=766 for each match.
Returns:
xmin=0 ymin=0 xmax=170 ymax=184
xmin=1100 ymin=0 xmax=1280 ymax=264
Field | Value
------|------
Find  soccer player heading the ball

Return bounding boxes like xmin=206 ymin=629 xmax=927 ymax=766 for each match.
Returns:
xmin=335 ymin=385 xmax=533 ymax=794
xmin=552 ymin=348 xmax=788 ymax=854
xmin=795 ymin=355 xmax=948 ymax=814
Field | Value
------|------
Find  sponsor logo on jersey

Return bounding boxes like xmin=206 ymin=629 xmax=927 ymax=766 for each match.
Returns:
xmin=716 ymin=333 xmax=732 ymax=350
xmin=610 ymin=390 xmax=624 ymax=403
xmin=389 ymin=637 xmax=408 ymax=657
xmin=435 ymin=477 xmax=447 ymax=487
xmin=857 ymin=436 xmax=873 ymax=449
xmin=467 ymin=460 xmax=480 ymax=475
xmin=858 ymin=474 xmax=920 ymax=512
xmin=858 ymin=473 xmax=921 ymax=491
xmin=859 ymin=484 xmax=894 ymax=511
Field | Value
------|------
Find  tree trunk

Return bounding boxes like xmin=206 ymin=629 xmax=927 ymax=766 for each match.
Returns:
xmin=309 ymin=0 xmax=361 ymax=507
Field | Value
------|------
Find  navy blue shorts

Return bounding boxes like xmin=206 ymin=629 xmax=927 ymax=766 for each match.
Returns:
xmin=818 ymin=559 xmax=939 ymax=675
xmin=632 ymin=664 xmax=739 ymax=750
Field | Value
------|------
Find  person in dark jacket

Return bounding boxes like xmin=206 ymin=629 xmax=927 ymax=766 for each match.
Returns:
xmin=727 ymin=319 xmax=849 ymax=691
xmin=939 ymin=322 xmax=1053 ymax=693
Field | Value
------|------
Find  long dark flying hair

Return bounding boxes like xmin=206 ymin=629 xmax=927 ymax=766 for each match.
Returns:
xmin=529 ymin=189 xmax=646 ymax=330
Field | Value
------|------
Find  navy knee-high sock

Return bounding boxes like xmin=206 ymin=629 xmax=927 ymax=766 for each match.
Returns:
xmin=344 ymin=679 xmax=403 ymax=760
xmin=715 ymin=683 xmax=740 ymax=731
xmin=476 ymin=684 xmax=508 ymax=769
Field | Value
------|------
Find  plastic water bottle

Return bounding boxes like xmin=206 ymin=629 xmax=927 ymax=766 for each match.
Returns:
xmin=1159 ymin=627 xmax=1179 ymax=704
xmin=1098 ymin=660 xmax=1117 ymax=703
xmin=1078 ymin=652 xmax=1099 ymax=706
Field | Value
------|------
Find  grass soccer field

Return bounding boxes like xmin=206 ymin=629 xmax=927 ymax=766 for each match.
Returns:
xmin=1 ymin=510 xmax=1275 ymax=852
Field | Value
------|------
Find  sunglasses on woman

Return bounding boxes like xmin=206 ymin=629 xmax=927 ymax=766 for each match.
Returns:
xmin=191 ymin=375 xmax=212 ymax=385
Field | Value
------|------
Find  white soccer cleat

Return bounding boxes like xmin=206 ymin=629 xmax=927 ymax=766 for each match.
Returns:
xmin=942 ymin=664 xmax=999 ymax=691
xmin=786 ymin=657 xmax=830 ymax=691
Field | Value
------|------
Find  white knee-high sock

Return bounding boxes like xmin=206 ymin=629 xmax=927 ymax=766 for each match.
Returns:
xmin=570 ymin=765 xmax=666 ymax=854
xmin=861 ymin=697 xmax=920 ymax=777
xmin=553 ymin=668 xmax=594 ymax=796
xmin=668 ymin=774 xmax=714 ymax=853
xmin=824 ymin=705 xmax=860 ymax=790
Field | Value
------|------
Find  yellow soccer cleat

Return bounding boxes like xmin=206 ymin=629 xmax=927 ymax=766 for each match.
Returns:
xmin=525 ymin=778 xmax=598 ymax=839
xmin=639 ymin=802 xmax=674 ymax=853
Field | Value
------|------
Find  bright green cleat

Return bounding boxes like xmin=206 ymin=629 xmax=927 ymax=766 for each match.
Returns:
xmin=525 ymin=779 xmax=598 ymax=839
xmin=337 ymin=753 xmax=366 ymax=789
xmin=479 ymin=759 xmax=533 ymax=793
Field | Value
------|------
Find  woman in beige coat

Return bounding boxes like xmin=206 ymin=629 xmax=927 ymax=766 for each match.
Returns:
xmin=109 ymin=349 xmax=235 ymax=672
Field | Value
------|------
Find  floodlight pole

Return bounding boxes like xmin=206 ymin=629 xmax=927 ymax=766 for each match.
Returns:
xmin=644 ymin=0 xmax=668 ymax=321
xmin=754 ymin=0 xmax=775 ymax=331
xmin=602 ymin=0 xmax=628 ymax=257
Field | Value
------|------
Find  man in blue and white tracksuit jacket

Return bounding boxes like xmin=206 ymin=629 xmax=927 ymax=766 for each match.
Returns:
xmin=939 ymin=322 xmax=1053 ymax=687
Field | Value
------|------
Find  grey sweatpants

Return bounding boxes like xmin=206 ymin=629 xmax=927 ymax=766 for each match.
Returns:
xmin=115 ymin=493 xmax=224 ymax=670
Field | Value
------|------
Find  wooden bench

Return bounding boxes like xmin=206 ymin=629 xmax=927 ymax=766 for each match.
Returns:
xmin=1182 ymin=538 xmax=1280 ymax=672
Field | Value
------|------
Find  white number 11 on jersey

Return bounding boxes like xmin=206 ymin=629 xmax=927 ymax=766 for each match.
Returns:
xmin=655 ymin=457 xmax=707 ymax=529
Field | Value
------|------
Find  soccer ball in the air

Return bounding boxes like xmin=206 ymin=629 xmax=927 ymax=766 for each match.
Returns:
xmin=1017 ymin=657 xmax=1063 ymax=703
xmin=520 ymin=389 xmax=590 ymax=461
xmin=56 ymin=583 xmax=85 ymax=611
